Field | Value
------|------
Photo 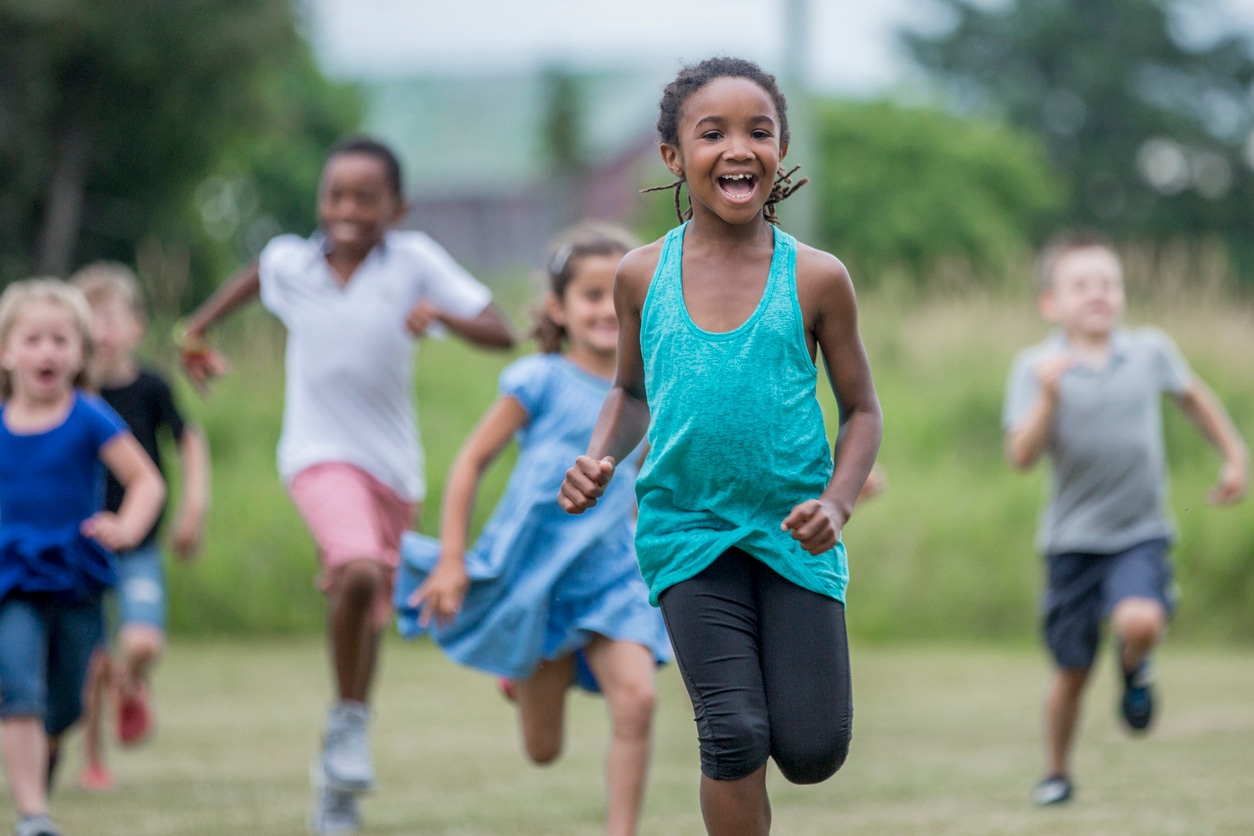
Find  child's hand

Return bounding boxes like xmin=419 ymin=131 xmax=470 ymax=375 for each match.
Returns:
xmin=170 ymin=510 xmax=204 ymax=561
xmin=179 ymin=345 xmax=229 ymax=396
xmin=857 ymin=465 xmax=886 ymax=504
xmin=781 ymin=498 xmax=845 ymax=555
xmin=405 ymin=301 xmax=443 ymax=337
xmin=1209 ymin=457 xmax=1249 ymax=505
xmin=81 ymin=512 xmax=138 ymax=552
xmin=409 ymin=557 xmax=471 ymax=628
xmin=1035 ymin=352 xmax=1075 ymax=399
xmin=558 ymin=456 xmax=616 ymax=514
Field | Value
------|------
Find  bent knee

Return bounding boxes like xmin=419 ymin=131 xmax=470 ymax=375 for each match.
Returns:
xmin=610 ymin=682 xmax=657 ymax=736
xmin=774 ymin=727 xmax=852 ymax=785
xmin=334 ymin=560 xmax=386 ymax=603
xmin=523 ymin=734 xmax=563 ymax=765
xmin=121 ymin=626 xmax=164 ymax=663
xmin=698 ymin=713 xmax=771 ymax=781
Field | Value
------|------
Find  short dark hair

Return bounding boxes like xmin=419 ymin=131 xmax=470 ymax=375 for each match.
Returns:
xmin=327 ymin=136 xmax=404 ymax=198
xmin=1035 ymin=229 xmax=1117 ymax=293
xmin=656 ymin=56 xmax=791 ymax=148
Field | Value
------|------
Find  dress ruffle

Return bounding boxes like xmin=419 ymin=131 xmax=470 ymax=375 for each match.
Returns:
xmin=0 ymin=524 xmax=116 ymax=604
xmin=395 ymin=479 xmax=671 ymax=690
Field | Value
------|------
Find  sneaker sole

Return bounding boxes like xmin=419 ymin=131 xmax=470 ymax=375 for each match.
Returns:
xmin=308 ymin=762 xmax=362 ymax=835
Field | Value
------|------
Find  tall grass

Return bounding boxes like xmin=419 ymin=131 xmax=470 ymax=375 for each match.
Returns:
xmin=156 ymin=270 xmax=1254 ymax=642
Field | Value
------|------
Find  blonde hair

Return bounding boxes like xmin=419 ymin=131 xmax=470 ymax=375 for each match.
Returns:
xmin=0 ymin=278 xmax=95 ymax=399
xmin=533 ymin=223 xmax=639 ymax=354
xmin=70 ymin=261 xmax=147 ymax=321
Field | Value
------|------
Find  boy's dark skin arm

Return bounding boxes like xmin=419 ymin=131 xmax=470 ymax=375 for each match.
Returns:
xmin=178 ymin=262 xmax=261 ymax=388
xmin=788 ymin=245 xmax=882 ymax=554
xmin=405 ymin=300 xmax=515 ymax=349
xmin=558 ymin=244 xmax=659 ymax=512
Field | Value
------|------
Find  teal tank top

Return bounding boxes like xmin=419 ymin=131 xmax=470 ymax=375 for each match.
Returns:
xmin=635 ymin=222 xmax=848 ymax=605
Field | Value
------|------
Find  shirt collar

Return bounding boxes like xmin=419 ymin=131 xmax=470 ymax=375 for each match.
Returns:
xmin=1048 ymin=327 xmax=1130 ymax=361
xmin=307 ymin=231 xmax=391 ymax=267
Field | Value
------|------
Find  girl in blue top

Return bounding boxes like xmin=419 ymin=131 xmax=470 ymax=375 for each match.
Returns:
xmin=0 ymin=279 xmax=164 ymax=836
xmin=396 ymin=224 xmax=670 ymax=836
xmin=560 ymin=58 xmax=882 ymax=836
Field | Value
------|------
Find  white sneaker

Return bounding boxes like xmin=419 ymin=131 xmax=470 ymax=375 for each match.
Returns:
xmin=15 ymin=815 xmax=61 ymax=836
xmin=308 ymin=761 xmax=361 ymax=834
xmin=321 ymin=701 xmax=373 ymax=793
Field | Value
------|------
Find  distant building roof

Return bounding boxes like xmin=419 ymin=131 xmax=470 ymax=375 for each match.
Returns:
xmin=361 ymin=68 xmax=668 ymax=199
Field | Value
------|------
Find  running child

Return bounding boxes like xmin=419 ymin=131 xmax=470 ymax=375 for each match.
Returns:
xmin=559 ymin=58 xmax=883 ymax=836
xmin=71 ymin=263 xmax=211 ymax=791
xmin=0 ymin=279 xmax=165 ymax=836
xmin=1003 ymin=230 xmax=1248 ymax=806
xmin=395 ymin=224 xmax=671 ymax=836
xmin=176 ymin=137 xmax=515 ymax=833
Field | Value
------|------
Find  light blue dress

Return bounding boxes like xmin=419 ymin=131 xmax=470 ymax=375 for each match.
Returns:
xmin=395 ymin=354 xmax=671 ymax=688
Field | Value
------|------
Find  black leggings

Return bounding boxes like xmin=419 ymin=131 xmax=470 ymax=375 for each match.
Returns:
xmin=658 ymin=548 xmax=852 ymax=784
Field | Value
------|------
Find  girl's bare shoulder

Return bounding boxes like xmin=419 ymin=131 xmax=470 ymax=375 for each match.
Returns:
xmin=615 ymin=238 xmax=667 ymax=302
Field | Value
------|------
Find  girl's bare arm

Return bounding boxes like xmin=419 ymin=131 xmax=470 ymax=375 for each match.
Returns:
xmin=559 ymin=245 xmax=657 ymax=513
xmin=413 ymin=396 xmax=529 ymax=625
xmin=84 ymin=434 xmax=167 ymax=551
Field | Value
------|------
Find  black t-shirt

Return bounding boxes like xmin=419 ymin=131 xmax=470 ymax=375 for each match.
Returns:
xmin=99 ymin=368 xmax=187 ymax=549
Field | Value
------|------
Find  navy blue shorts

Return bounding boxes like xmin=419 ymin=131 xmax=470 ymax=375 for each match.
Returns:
xmin=1043 ymin=537 xmax=1174 ymax=670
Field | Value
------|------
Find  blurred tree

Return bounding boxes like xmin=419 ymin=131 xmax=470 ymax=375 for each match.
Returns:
xmin=904 ymin=0 xmax=1254 ymax=277
xmin=0 ymin=0 xmax=360 ymax=300
xmin=811 ymin=100 xmax=1061 ymax=283
xmin=540 ymin=65 xmax=588 ymax=229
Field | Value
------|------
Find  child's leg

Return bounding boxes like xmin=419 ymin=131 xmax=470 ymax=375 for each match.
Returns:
xmin=754 ymin=564 xmax=852 ymax=785
xmin=1040 ymin=550 xmax=1106 ymax=783
xmin=1 ymin=717 xmax=49 ymax=816
xmin=289 ymin=463 xmax=415 ymax=797
xmin=513 ymin=655 xmax=576 ymax=764
xmin=80 ymin=648 xmax=113 ymax=780
xmin=1104 ymin=538 xmax=1173 ymax=673
xmin=0 ymin=597 xmax=52 ymax=816
xmin=1045 ymin=666 xmax=1091 ymax=778
xmin=583 ymin=637 xmax=657 ymax=836
xmin=658 ymin=550 xmax=772 ymax=836
xmin=1110 ymin=598 xmax=1166 ymax=671
xmin=114 ymin=544 xmax=167 ymax=747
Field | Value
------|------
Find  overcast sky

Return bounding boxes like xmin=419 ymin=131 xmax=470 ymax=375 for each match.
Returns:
xmin=307 ymin=0 xmax=1254 ymax=95
xmin=307 ymin=0 xmax=931 ymax=94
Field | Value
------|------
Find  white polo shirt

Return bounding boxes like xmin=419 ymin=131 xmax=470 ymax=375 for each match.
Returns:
xmin=258 ymin=231 xmax=492 ymax=502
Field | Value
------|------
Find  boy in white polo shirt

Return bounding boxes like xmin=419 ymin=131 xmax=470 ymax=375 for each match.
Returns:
xmin=180 ymin=137 xmax=515 ymax=833
xmin=1003 ymin=229 xmax=1247 ymax=808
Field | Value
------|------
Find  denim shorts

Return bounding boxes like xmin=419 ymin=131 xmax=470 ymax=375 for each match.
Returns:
xmin=0 ymin=594 xmax=104 ymax=736
xmin=111 ymin=542 xmax=166 ymax=632
xmin=1043 ymin=537 xmax=1174 ymax=670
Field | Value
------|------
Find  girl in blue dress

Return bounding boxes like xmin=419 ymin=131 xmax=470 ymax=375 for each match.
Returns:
xmin=396 ymin=224 xmax=670 ymax=836
xmin=0 ymin=279 xmax=165 ymax=836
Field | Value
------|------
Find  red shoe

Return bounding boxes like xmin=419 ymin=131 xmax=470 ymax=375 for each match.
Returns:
xmin=497 ymin=677 xmax=518 ymax=703
xmin=117 ymin=683 xmax=154 ymax=746
xmin=80 ymin=762 xmax=115 ymax=791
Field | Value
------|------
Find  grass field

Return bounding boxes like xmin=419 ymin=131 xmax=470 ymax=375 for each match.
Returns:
xmin=35 ymin=639 xmax=1254 ymax=835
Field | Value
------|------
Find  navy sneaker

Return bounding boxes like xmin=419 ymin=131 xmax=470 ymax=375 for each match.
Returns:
xmin=1120 ymin=656 xmax=1155 ymax=732
xmin=1032 ymin=775 xmax=1073 ymax=806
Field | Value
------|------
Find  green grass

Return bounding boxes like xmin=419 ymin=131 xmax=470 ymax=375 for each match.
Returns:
xmin=41 ymin=639 xmax=1254 ymax=834
xmin=152 ymin=280 xmax=1254 ymax=640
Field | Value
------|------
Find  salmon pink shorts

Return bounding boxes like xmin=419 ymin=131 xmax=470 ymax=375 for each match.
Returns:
xmin=287 ymin=462 xmax=418 ymax=628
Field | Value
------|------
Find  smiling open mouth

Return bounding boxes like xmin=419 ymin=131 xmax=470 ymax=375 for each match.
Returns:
xmin=718 ymin=173 xmax=757 ymax=200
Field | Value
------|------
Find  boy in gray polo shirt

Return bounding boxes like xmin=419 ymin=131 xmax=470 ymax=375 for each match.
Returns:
xmin=1003 ymin=230 xmax=1248 ymax=807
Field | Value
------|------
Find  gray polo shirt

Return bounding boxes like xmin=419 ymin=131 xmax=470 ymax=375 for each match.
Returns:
xmin=1003 ymin=327 xmax=1192 ymax=555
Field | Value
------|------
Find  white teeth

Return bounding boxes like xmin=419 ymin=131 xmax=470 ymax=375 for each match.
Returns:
xmin=721 ymin=173 xmax=752 ymax=180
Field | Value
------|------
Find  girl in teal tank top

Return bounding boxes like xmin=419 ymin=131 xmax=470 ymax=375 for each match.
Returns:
xmin=559 ymin=57 xmax=882 ymax=835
